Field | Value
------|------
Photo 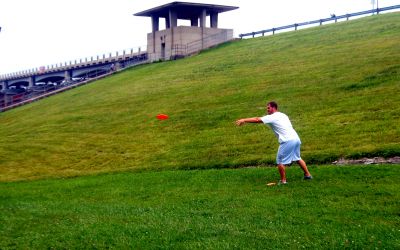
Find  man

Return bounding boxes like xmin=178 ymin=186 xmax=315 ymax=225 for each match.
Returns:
xmin=236 ymin=101 xmax=312 ymax=184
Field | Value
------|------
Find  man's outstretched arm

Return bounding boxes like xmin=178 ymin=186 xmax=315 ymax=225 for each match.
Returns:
xmin=236 ymin=117 xmax=263 ymax=126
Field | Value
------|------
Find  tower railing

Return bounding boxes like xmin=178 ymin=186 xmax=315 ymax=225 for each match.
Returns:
xmin=172 ymin=29 xmax=233 ymax=58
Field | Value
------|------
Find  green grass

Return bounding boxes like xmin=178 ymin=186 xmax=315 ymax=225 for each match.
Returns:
xmin=0 ymin=13 xmax=400 ymax=249
xmin=0 ymin=13 xmax=399 ymax=181
xmin=1 ymin=165 xmax=399 ymax=249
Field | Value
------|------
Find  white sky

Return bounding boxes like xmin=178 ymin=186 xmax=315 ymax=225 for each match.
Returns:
xmin=0 ymin=0 xmax=398 ymax=75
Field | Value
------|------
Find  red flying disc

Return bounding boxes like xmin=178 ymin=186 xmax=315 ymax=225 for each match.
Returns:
xmin=156 ymin=114 xmax=169 ymax=120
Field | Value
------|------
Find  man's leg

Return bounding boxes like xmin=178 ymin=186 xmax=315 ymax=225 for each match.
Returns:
xmin=297 ymin=159 xmax=312 ymax=178
xmin=278 ymin=164 xmax=287 ymax=183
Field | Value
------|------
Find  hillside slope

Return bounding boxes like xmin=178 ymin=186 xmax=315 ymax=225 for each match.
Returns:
xmin=1 ymin=13 xmax=399 ymax=181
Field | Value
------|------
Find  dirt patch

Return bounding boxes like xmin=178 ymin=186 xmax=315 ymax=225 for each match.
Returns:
xmin=333 ymin=156 xmax=400 ymax=165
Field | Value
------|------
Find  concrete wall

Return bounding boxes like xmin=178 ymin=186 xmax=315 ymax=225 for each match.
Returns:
xmin=147 ymin=27 xmax=233 ymax=61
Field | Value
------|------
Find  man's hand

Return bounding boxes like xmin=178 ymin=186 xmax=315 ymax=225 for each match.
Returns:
xmin=236 ymin=119 xmax=246 ymax=126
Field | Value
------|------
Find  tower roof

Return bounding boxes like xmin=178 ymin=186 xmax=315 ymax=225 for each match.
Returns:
xmin=134 ymin=2 xmax=238 ymax=19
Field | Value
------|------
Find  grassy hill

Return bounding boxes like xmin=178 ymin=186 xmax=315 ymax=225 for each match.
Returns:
xmin=1 ymin=12 xmax=399 ymax=182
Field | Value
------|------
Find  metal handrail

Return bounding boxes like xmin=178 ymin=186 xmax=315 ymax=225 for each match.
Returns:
xmin=239 ymin=5 xmax=400 ymax=38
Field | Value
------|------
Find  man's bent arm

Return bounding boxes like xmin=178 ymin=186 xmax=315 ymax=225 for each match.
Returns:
xmin=236 ymin=117 xmax=263 ymax=126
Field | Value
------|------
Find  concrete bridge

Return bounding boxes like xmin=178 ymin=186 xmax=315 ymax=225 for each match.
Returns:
xmin=0 ymin=48 xmax=147 ymax=91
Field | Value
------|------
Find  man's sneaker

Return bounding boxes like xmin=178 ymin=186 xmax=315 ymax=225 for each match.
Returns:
xmin=304 ymin=175 xmax=313 ymax=180
xmin=278 ymin=180 xmax=288 ymax=185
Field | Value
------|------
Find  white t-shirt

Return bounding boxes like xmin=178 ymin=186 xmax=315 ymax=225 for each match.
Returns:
xmin=260 ymin=112 xmax=300 ymax=144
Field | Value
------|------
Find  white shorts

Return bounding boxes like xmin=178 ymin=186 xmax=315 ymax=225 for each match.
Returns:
xmin=276 ymin=139 xmax=302 ymax=165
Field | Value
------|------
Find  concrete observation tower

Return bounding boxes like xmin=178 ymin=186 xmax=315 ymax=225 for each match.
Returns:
xmin=134 ymin=2 xmax=238 ymax=61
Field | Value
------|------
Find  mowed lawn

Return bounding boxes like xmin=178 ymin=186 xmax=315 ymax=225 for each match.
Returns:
xmin=1 ymin=165 xmax=399 ymax=249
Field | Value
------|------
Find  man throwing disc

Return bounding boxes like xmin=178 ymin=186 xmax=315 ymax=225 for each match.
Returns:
xmin=236 ymin=101 xmax=312 ymax=184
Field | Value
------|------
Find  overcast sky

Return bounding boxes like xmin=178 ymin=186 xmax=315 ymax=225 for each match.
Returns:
xmin=0 ymin=0 xmax=398 ymax=75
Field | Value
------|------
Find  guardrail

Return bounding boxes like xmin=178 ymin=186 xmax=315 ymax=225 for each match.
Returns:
xmin=0 ymin=47 xmax=146 ymax=80
xmin=239 ymin=5 xmax=400 ymax=38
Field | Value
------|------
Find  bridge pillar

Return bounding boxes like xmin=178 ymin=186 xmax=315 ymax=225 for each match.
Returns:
xmin=2 ymin=81 xmax=9 ymax=90
xmin=115 ymin=62 xmax=122 ymax=71
xmin=29 ymin=76 xmax=35 ymax=88
xmin=2 ymin=94 xmax=6 ymax=108
xmin=64 ymin=70 xmax=72 ymax=82
xmin=2 ymin=81 xmax=9 ymax=106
